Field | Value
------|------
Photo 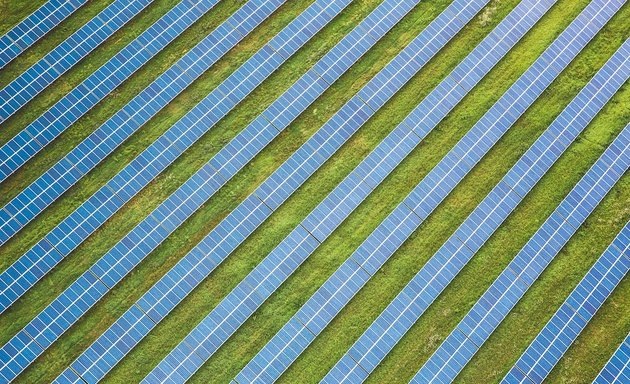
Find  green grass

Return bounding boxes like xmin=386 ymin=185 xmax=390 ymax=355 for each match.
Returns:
xmin=1 ymin=0 xmax=628 ymax=383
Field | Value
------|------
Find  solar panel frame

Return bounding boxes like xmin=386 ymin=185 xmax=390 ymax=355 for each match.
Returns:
xmin=593 ymin=333 xmax=630 ymax=384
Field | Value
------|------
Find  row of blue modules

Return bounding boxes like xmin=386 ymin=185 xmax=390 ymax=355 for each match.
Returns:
xmin=0 ymin=0 xmax=284 ymax=248
xmin=0 ymin=0 xmax=288 ymax=313
xmin=238 ymin=1 xmax=624 ymax=382
xmin=0 ymin=0 xmax=154 ymax=120
xmin=594 ymin=333 xmax=630 ymax=383
xmin=0 ymin=1 xmax=350 ymax=382
xmin=140 ymin=0 xmax=494 ymax=382
xmin=57 ymin=0 xmax=420 ymax=381
xmin=503 ymin=221 xmax=629 ymax=383
xmin=413 ymin=112 xmax=629 ymax=383
xmin=0 ymin=0 xmax=221 ymax=182
xmin=67 ymin=0 xmax=440 ymax=378
xmin=324 ymin=31 xmax=630 ymax=384
xmin=0 ymin=0 xmax=87 ymax=68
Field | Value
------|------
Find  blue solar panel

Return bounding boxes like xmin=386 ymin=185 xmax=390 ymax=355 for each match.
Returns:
xmin=0 ymin=0 xmax=288 ymax=314
xmin=242 ymin=0 xmax=629 ymax=380
xmin=503 ymin=222 xmax=629 ymax=384
xmin=593 ymin=333 xmax=630 ymax=384
xmin=0 ymin=0 xmax=153 ymax=120
xmin=0 ymin=0 xmax=285 ymax=248
xmin=49 ymin=1 xmax=431 ymax=381
xmin=0 ymin=0 xmax=221 ymax=182
xmin=411 ymin=125 xmax=630 ymax=382
xmin=0 ymin=1 xmax=347 ymax=381
xmin=0 ymin=0 xmax=88 ymax=69
xmin=138 ymin=0 xmax=496 ymax=382
xmin=324 ymin=35 xmax=630 ymax=383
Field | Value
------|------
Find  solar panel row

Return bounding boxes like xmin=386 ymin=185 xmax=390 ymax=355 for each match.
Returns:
xmin=235 ymin=0 xmax=563 ymax=381
xmin=0 ymin=0 xmax=284 ymax=249
xmin=140 ymin=1 xmax=494 ymax=382
xmin=51 ymin=0 xmax=414 ymax=381
xmin=594 ymin=333 xmax=630 ymax=383
xmin=503 ymin=221 xmax=629 ymax=384
xmin=0 ymin=0 xmax=87 ymax=68
xmin=0 ymin=0 xmax=221 ymax=182
xmin=0 ymin=1 xmax=350 ymax=381
xmin=325 ymin=32 xmax=630 ymax=384
xmin=0 ymin=0 xmax=154 ymax=120
xmin=0 ymin=0 xmax=288 ymax=313
xmin=412 ymin=111 xmax=630 ymax=382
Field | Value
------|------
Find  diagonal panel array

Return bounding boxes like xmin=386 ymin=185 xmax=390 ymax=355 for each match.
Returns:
xmin=0 ymin=0 xmax=88 ymax=68
xmin=411 ymin=125 xmax=630 ymax=382
xmin=503 ymin=221 xmax=629 ymax=384
xmin=0 ymin=0 xmax=221 ymax=182
xmin=0 ymin=0 xmax=285 ymax=248
xmin=53 ymin=0 xmax=413 ymax=381
xmin=594 ymin=333 xmax=630 ymax=384
xmin=0 ymin=1 xmax=348 ymax=382
xmin=325 ymin=32 xmax=630 ymax=384
xmin=143 ymin=1 xmax=497 ymax=382
xmin=0 ymin=0 xmax=288 ymax=313
xmin=0 ymin=0 xmax=154 ymax=120
xmin=235 ymin=0 xmax=568 ymax=382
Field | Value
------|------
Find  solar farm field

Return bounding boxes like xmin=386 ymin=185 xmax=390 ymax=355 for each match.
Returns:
xmin=0 ymin=0 xmax=628 ymax=383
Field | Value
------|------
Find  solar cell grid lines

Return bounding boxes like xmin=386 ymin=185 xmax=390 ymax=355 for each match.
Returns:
xmin=0 ymin=0 xmax=222 ymax=183
xmin=503 ymin=221 xmax=629 ymax=384
xmin=50 ymin=0 xmax=409 ymax=380
xmin=0 ymin=0 xmax=288 ymax=314
xmin=0 ymin=0 xmax=285 ymax=250
xmin=236 ymin=0 xmax=563 ymax=381
xmin=411 ymin=123 xmax=630 ymax=383
xmin=0 ymin=0 xmax=88 ymax=68
xmin=0 ymin=0 xmax=154 ymax=120
xmin=594 ymin=333 xmax=630 ymax=383
xmin=324 ymin=33 xmax=630 ymax=384
xmin=0 ymin=0 xmax=627 ymax=382
xmin=142 ymin=0 xmax=497 ymax=381
xmin=0 ymin=1 xmax=352 ymax=381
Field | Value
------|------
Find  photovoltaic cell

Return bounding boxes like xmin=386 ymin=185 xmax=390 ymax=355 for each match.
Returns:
xmin=593 ymin=333 xmax=630 ymax=384
xmin=237 ymin=0 xmax=568 ymax=381
xmin=503 ymin=221 xmax=629 ymax=384
xmin=0 ymin=0 xmax=287 ymax=313
xmin=141 ymin=0 xmax=494 ymax=382
xmin=0 ymin=0 xmax=221 ymax=182
xmin=324 ymin=34 xmax=630 ymax=384
xmin=411 ymin=124 xmax=630 ymax=382
xmin=0 ymin=0 xmax=87 ymax=68
xmin=0 ymin=0 xmax=154 ymax=120
xmin=0 ymin=1 xmax=345 ymax=382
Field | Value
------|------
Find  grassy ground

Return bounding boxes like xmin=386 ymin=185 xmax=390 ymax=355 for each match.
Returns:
xmin=1 ymin=0 xmax=628 ymax=383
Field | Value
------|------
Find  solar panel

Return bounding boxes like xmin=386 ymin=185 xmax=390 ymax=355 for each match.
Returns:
xmin=0 ymin=0 xmax=88 ymax=68
xmin=49 ymin=1 xmax=412 ymax=381
xmin=0 ymin=0 xmax=289 ymax=313
xmin=0 ymin=1 xmax=348 ymax=381
xmin=135 ymin=1 xmax=496 ymax=382
xmin=0 ymin=0 xmax=154 ymax=120
xmin=0 ymin=0 xmax=221 ymax=182
xmin=593 ymin=333 xmax=630 ymax=384
xmin=0 ymin=0 xmax=284 ymax=249
xmin=411 ymin=124 xmax=630 ymax=382
xmin=324 ymin=34 xmax=630 ymax=384
xmin=503 ymin=221 xmax=629 ymax=383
